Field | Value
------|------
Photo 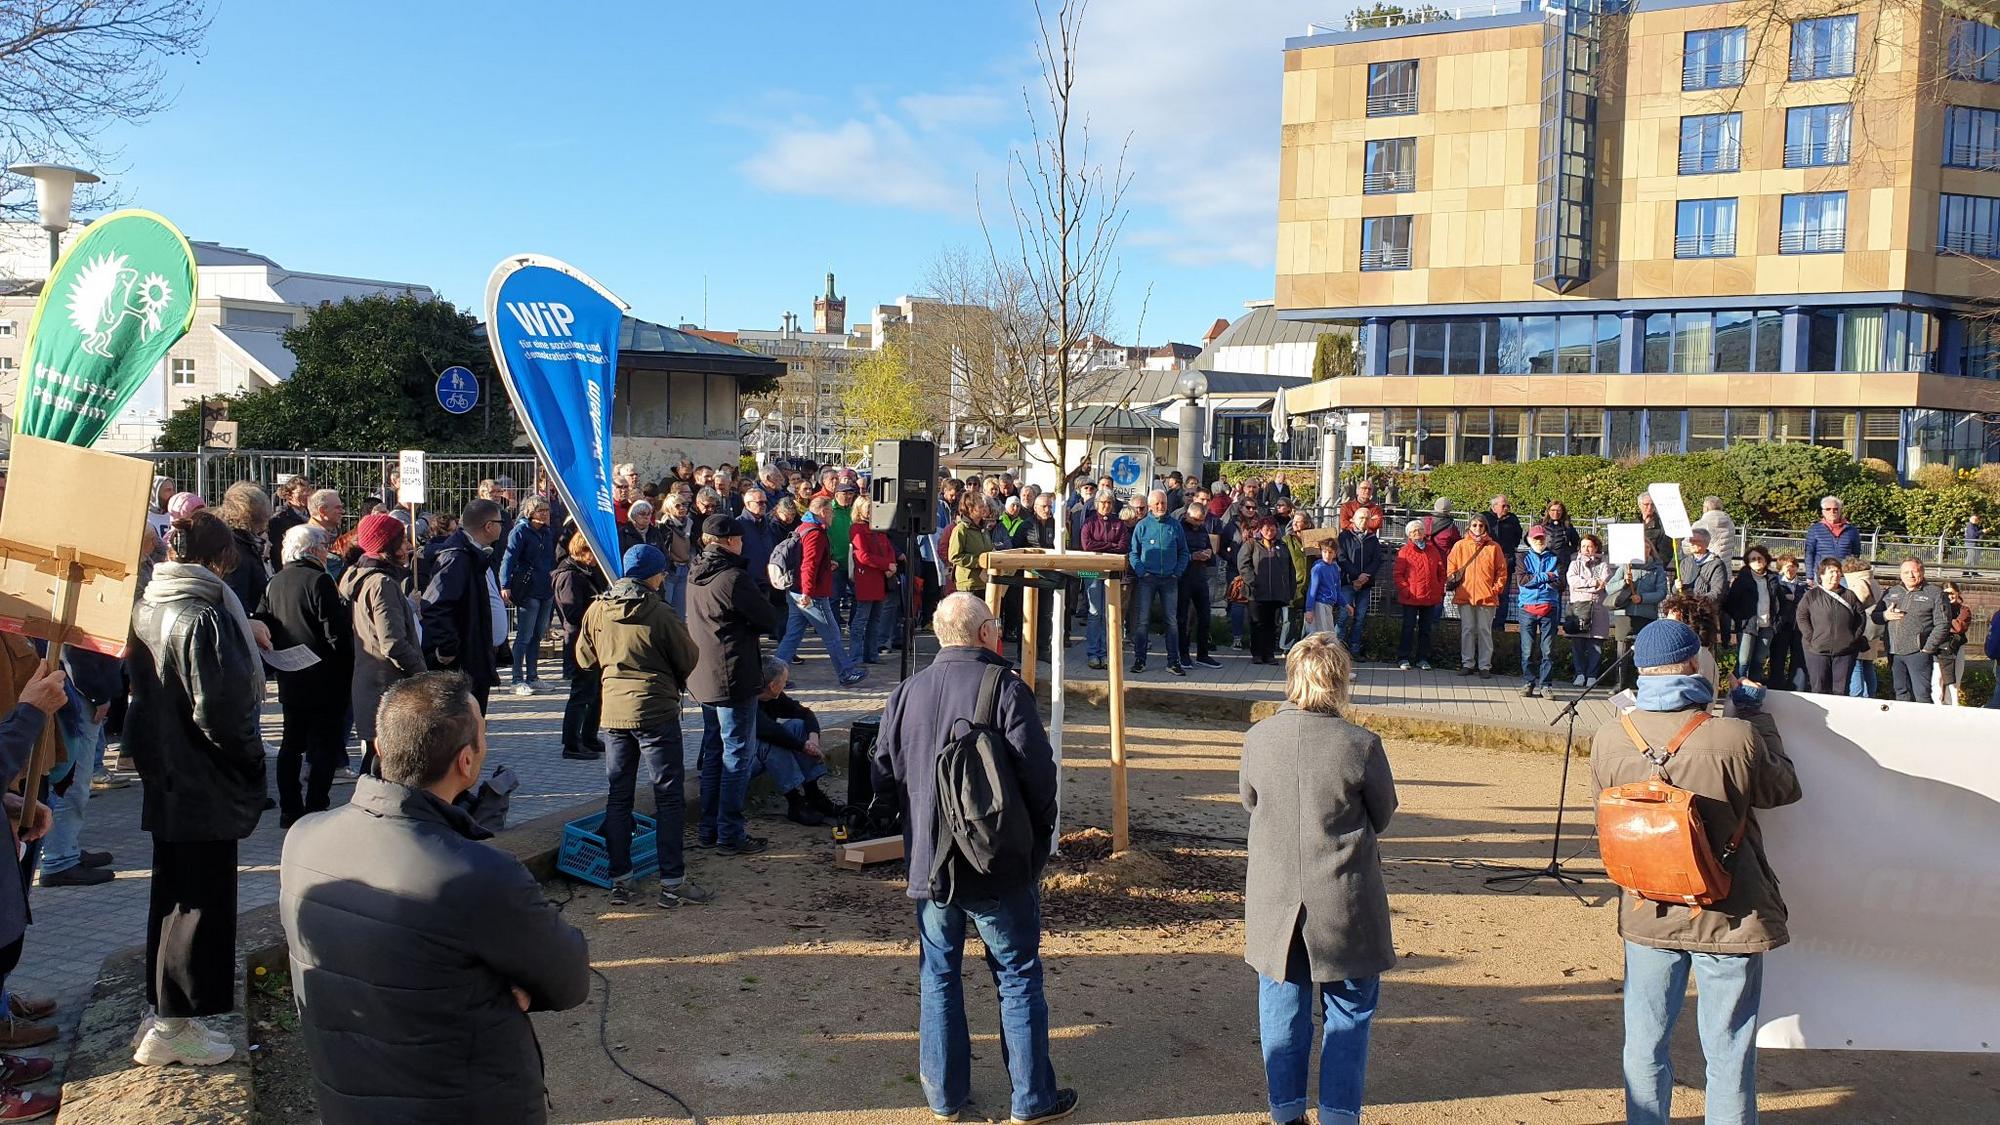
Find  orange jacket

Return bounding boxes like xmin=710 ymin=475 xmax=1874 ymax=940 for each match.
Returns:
xmin=1445 ymin=536 xmax=1509 ymax=607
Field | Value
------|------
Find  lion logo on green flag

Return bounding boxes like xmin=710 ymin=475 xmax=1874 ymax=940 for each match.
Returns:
xmin=65 ymin=253 xmax=176 ymax=359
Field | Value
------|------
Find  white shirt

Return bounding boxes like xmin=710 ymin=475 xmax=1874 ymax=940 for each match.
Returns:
xmin=485 ymin=569 xmax=508 ymax=649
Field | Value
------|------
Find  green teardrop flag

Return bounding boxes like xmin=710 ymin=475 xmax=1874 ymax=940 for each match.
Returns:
xmin=14 ymin=209 xmax=198 ymax=447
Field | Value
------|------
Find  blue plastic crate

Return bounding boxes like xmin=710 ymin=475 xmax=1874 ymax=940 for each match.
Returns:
xmin=557 ymin=811 xmax=657 ymax=889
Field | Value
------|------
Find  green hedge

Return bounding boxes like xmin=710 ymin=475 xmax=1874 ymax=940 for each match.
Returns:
xmin=1390 ymin=443 xmax=1997 ymax=535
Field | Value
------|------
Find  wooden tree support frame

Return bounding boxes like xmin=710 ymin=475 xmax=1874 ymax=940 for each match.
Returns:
xmin=0 ymin=541 xmax=121 ymax=837
xmin=980 ymin=548 xmax=1132 ymax=852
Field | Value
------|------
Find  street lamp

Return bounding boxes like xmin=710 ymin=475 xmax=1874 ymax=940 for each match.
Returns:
xmin=1174 ymin=368 xmax=1209 ymax=482
xmin=6 ymin=163 xmax=100 ymax=269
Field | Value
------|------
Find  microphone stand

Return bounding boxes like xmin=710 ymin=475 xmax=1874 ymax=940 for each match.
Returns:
xmin=1482 ymin=640 xmax=1628 ymax=904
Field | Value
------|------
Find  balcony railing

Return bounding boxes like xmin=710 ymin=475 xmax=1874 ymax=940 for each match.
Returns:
xmin=1790 ymin=50 xmax=1855 ymax=81
xmin=1779 ymin=227 xmax=1845 ymax=253
xmin=1682 ymin=59 xmax=1745 ymax=90
xmin=1945 ymin=142 xmax=2000 ymax=170
xmin=1366 ymin=90 xmax=1418 ymax=117
xmin=1363 ymin=169 xmax=1415 ymax=193
xmin=1940 ymin=230 xmax=2000 ymax=259
xmin=1360 ymin=245 xmax=1413 ymax=271
xmin=1674 ymin=232 xmax=1736 ymax=258
xmin=1784 ymin=139 xmax=1849 ymax=167
xmin=1678 ymin=147 xmax=1741 ymax=174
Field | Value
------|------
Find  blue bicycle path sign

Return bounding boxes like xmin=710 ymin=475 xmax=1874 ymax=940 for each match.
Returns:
xmin=436 ymin=366 xmax=479 ymax=415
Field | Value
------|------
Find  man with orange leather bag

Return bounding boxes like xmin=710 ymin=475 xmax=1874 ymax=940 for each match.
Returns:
xmin=1590 ymin=618 xmax=1802 ymax=1125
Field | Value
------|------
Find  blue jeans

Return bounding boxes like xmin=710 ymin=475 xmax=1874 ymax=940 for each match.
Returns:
xmin=41 ymin=714 xmax=102 ymax=877
xmin=1258 ymin=964 xmax=1378 ymax=1125
xmin=849 ymin=598 xmax=887 ymax=665
xmin=916 ymin=885 xmax=1059 ymax=1121
xmin=1574 ymin=634 xmax=1604 ymax=683
xmin=1132 ymin=574 xmax=1181 ymax=667
xmin=1228 ymin=600 xmax=1247 ymax=644
xmin=775 ymin=595 xmax=858 ymax=679
xmin=602 ymin=720 xmax=685 ymax=884
xmin=1519 ymin=612 xmax=1558 ymax=687
xmin=755 ymin=717 xmax=828 ymax=793
xmin=1735 ymin=628 xmax=1772 ymax=685
xmin=1623 ymin=943 xmax=1762 ymax=1125
xmin=663 ymin=566 xmax=687 ymax=618
xmin=1397 ymin=604 xmax=1436 ymax=663
xmin=1890 ymin=651 xmax=1934 ymax=703
xmin=1848 ymin=657 xmax=1878 ymax=698
xmin=1342 ymin=588 xmax=1371 ymax=658
xmin=1084 ymin=579 xmax=1107 ymax=661
xmin=698 ymin=699 xmax=759 ymax=845
xmin=511 ymin=596 xmax=552 ymax=683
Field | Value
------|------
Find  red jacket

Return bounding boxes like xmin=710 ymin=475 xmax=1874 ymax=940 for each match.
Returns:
xmin=1393 ymin=540 xmax=1447 ymax=606
xmin=798 ymin=517 xmax=833 ymax=598
xmin=850 ymin=524 xmax=896 ymax=602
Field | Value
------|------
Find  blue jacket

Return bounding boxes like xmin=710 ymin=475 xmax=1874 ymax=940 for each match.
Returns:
xmin=1986 ymin=611 xmax=2000 ymax=662
xmin=871 ymin=646 xmax=1059 ymax=902
xmin=1128 ymin=514 xmax=1189 ymax=579
xmin=738 ymin=512 xmax=779 ymax=590
xmin=1517 ymin=548 xmax=1564 ymax=611
xmin=1305 ymin=560 xmax=1349 ymax=609
xmin=1804 ymin=520 xmax=1863 ymax=579
xmin=1606 ymin=559 xmax=1670 ymax=619
xmin=499 ymin=521 xmax=554 ymax=602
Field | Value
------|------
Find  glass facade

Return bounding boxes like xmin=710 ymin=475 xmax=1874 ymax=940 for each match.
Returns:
xmin=1790 ymin=15 xmax=1857 ymax=80
xmin=1805 ymin=307 xmax=1938 ymax=372
xmin=1640 ymin=309 xmax=1785 ymax=373
xmin=1947 ymin=18 xmax=2000 ymax=83
xmin=1380 ymin=313 xmax=1621 ymax=376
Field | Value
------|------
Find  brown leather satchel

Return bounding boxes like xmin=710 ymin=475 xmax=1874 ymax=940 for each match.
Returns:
xmin=1596 ymin=712 xmax=1745 ymax=911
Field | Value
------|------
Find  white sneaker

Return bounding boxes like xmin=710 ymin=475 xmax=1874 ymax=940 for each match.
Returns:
xmin=513 ymin=682 xmax=535 ymax=697
xmin=331 ymin=767 xmax=359 ymax=785
xmin=134 ymin=1019 xmax=234 ymax=1066
xmin=1573 ymin=674 xmax=1587 ymax=687
xmin=131 ymin=1013 xmax=230 ymax=1049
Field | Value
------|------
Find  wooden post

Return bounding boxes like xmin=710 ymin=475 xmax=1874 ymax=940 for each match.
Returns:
xmin=20 ymin=547 xmax=83 ymax=836
xmin=982 ymin=559 xmax=1004 ymax=656
xmin=1103 ymin=574 xmax=1128 ymax=853
xmin=1020 ymin=583 xmax=1040 ymax=693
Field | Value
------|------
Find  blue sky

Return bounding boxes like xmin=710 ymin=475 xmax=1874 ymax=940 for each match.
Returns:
xmin=85 ymin=1 xmax=1330 ymax=347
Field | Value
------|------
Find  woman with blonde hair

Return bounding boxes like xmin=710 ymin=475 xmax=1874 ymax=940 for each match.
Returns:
xmin=1240 ymin=631 xmax=1398 ymax=1125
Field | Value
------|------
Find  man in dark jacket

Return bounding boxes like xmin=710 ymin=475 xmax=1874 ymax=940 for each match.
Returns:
xmin=686 ymin=516 xmax=787 ymax=850
xmin=421 ymin=499 xmax=506 ymax=710
xmin=753 ymin=657 xmax=842 ymax=825
xmin=1487 ymin=494 xmax=1523 ymax=626
xmin=1677 ymin=528 xmax=1729 ymax=605
xmin=1590 ymin=619 xmax=1801 ymax=1125
xmin=871 ymin=592 xmax=1073 ymax=1125
xmin=1874 ymin=556 xmax=1953 ymax=703
xmin=737 ymin=488 xmax=785 ymax=623
xmin=280 ymin=672 xmax=589 ymax=1125
xmin=258 ymin=525 xmax=355 ymax=828
xmin=266 ymin=475 xmax=310 ymax=571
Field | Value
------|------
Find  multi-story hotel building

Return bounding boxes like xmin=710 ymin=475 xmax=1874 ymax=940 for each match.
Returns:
xmin=1278 ymin=0 xmax=2000 ymax=475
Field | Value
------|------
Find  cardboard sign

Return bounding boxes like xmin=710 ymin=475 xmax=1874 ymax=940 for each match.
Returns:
xmin=0 ymin=435 xmax=149 ymax=657
xmin=399 ymin=449 xmax=427 ymax=506
xmin=1646 ymin=482 xmax=1694 ymax=538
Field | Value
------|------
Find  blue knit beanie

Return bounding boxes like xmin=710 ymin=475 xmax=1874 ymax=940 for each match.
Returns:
xmin=621 ymin=544 xmax=667 ymax=582
xmin=1633 ymin=619 xmax=1701 ymax=669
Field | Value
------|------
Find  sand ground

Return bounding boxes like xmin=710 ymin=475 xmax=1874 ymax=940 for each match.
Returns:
xmin=529 ymin=706 xmax=1997 ymax=1125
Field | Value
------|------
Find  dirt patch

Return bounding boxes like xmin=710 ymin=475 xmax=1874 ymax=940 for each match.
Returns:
xmin=247 ymin=967 xmax=313 ymax=1125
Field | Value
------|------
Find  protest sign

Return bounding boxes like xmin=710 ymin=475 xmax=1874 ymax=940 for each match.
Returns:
xmin=1646 ymin=482 xmax=1694 ymax=538
xmin=484 ymin=254 xmax=627 ymax=579
xmin=0 ymin=435 xmax=148 ymax=658
xmin=1753 ymin=691 xmax=2000 ymax=1052
xmin=1606 ymin=522 xmax=1645 ymax=566
xmin=14 ymin=210 xmax=198 ymax=447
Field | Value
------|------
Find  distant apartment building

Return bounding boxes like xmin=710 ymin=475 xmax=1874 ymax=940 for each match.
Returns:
xmin=1277 ymin=0 xmax=2000 ymax=476
xmin=708 ymin=273 xmax=864 ymax=463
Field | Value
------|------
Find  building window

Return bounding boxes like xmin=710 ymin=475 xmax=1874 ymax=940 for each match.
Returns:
xmin=1815 ymin=409 xmax=1855 ymax=454
xmin=1363 ymin=138 xmax=1416 ymax=193
xmin=1965 ymin=318 xmax=2000 ymax=379
xmin=1492 ymin=408 xmax=1523 ymax=464
xmin=1459 ymin=409 xmax=1493 ymax=464
xmin=1606 ymin=410 xmax=1643 ymax=459
xmin=1683 ymin=27 xmax=1747 ymax=90
xmin=1859 ymin=409 xmax=1900 ymax=466
xmin=1570 ymin=408 xmax=1603 ymax=457
xmin=1522 ymin=316 xmax=1557 ymax=374
xmin=1366 ymin=61 xmax=1418 ymax=116
xmin=0 ymin=356 xmax=13 ymax=374
xmin=1687 ymin=408 xmax=1728 ymax=452
xmin=1360 ymin=216 xmax=1413 ymax=271
xmin=170 ymin=358 xmax=196 ymax=386
xmin=1447 ymin=319 xmax=1484 ymax=375
xmin=1944 ymin=105 xmax=2000 ymax=170
xmin=1642 ymin=309 xmax=1784 ymax=373
xmin=1673 ymin=313 xmax=1716 ymax=374
xmin=1785 ymin=104 xmax=1851 ymax=167
xmin=1534 ymin=408 xmax=1570 ymax=458
xmin=1678 ymin=114 xmax=1742 ymax=174
xmin=1675 ymin=198 xmax=1737 ymax=258
xmin=1806 ymin=306 xmax=1937 ymax=373
xmin=1780 ymin=191 xmax=1847 ymax=254
xmin=1753 ymin=309 xmax=1783 ymax=372
xmin=1790 ymin=14 xmax=1857 ymax=81
xmin=1947 ymin=18 xmax=2000 ymax=83
xmin=1386 ymin=319 xmax=1409 ymax=375
xmin=1728 ymin=409 xmax=1770 ymax=445
xmin=1938 ymin=192 xmax=2000 ymax=258
xmin=0 ymin=321 xmax=13 ymax=337
xmin=1411 ymin=320 xmax=1447 ymax=375
xmin=1774 ymin=408 xmax=1813 ymax=442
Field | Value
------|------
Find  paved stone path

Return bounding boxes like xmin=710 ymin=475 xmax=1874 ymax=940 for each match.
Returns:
xmin=18 ymin=617 xmax=1614 ymax=1079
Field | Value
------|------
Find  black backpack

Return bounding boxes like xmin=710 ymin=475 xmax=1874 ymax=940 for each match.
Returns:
xmin=929 ymin=664 xmax=1036 ymax=903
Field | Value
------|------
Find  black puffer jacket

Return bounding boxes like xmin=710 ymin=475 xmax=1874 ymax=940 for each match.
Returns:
xmin=257 ymin=558 xmax=354 ymax=713
xmin=685 ymin=546 xmax=783 ymax=705
xmin=127 ymin=562 xmax=267 ymax=842
xmin=551 ymin=556 xmax=608 ymax=670
xmin=279 ymin=776 xmax=590 ymax=1125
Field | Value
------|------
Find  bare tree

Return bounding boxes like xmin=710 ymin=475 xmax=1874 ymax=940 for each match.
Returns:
xmin=1 ymin=0 xmax=211 ymax=218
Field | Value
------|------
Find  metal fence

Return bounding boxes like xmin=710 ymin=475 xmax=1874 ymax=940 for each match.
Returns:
xmin=134 ymin=449 xmax=539 ymax=527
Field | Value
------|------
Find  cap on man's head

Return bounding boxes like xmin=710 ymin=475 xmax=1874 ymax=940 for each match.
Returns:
xmin=702 ymin=513 xmax=743 ymax=540
xmin=1528 ymin=524 xmax=1548 ymax=540
xmin=621 ymin=544 xmax=667 ymax=582
xmin=1433 ymin=496 xmax=1453 ymax=514
xmin=835 ymin=479 xmax=858 ymax=494
xmin=1633 ymin=619 xmax=1701 ymax=669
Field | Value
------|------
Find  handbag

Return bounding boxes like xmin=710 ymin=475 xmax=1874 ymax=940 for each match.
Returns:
xmin=1227 ymin=575 xmax=1250 ymax=605
xmin=1562 ymin=601 xmax=1590 ymax=636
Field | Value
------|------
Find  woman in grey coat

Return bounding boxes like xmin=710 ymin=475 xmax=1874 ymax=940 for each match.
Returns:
xmin=1240 ymin=631 xmax=1397 ymax=1125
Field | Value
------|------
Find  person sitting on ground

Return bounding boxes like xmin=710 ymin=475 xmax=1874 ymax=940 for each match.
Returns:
xmin=1241 ymin=632 xmax=1396 ymax=1125
xmin=1589 ymin=619 xmax=1800 ymax=1125
xmin=871 ymin=593 xmax=1072 ymax=1125
xmin=280 ymin=672 xmax=590 ymax=1125
xmin=753 ymin=658 xmax=842 ymax=826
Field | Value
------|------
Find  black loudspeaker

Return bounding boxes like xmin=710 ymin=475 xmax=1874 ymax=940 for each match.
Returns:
xmin=870 ymin=439 xmax=937 ymax=534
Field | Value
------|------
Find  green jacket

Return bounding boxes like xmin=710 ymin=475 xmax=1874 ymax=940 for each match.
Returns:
xmin=1286 ymin=535 xmax=1310 ymax=607
xmin=949 ymin=520 xmax=994 ymax=594
xmin=830 ymin=501 xmax=854 ymax=566
xmin=575 ymin=578 xmax=698 ymax=730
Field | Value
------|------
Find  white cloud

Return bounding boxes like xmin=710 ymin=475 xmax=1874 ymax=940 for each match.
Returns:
xmin=739 ymin=115 xmax=974 ymax=214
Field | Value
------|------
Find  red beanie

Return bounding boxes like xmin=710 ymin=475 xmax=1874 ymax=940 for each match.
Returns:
xmin=356 ymin=513 xmax=404 ymax=557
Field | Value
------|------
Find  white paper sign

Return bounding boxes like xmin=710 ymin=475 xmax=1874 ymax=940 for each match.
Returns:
xmin=399 ymin=449 xmax=427 ymax=506
xmin=1606 ymin=522 xmax=1646 ymax=565
xmin=1753 ymin=691 xmax=2000 ymax=1052
xmin=261 ymin=644 xmax=321 ymax=673
xmin=1647 ymin=482 xmax=1694 ymax=539
xmin=1346 ymin=412 xmax=1371 ymax=448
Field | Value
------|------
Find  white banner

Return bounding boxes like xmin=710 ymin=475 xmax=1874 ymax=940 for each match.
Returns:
xmin=1752 ymin=691 xmax=2000 ymax=1052
xmin=1646 ymin=482 xmax=1694 ymax=539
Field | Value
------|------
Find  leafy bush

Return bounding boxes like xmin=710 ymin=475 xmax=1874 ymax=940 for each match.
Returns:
xmin=1724 ymin=443 xmax=1866 ymax=527
xmin=1896 ymin=484 xmax=1988 ymax=540
xmin=1856 ymin=457 xmax=1898 ymax=485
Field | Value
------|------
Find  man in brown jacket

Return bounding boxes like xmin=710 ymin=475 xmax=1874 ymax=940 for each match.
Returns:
xmin=1590 ymin=618 xmax=1802 ymax=1125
